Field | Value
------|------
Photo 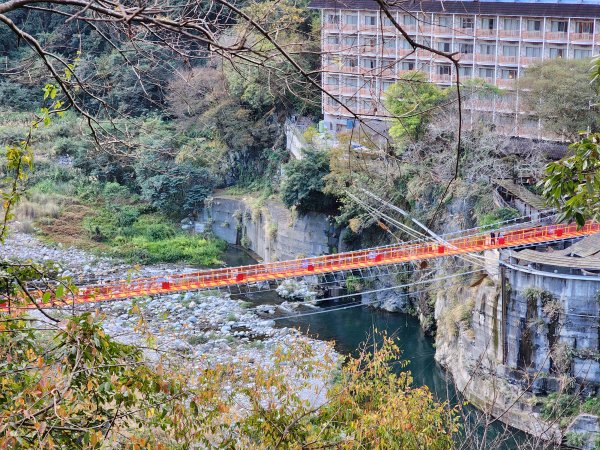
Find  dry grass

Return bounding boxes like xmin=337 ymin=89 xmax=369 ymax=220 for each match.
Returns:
xmin=38 ymin=202 xmax=102 ymax=249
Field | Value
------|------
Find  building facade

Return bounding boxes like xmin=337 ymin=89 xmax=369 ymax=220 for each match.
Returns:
xmin=310 ymin=0 xmax=600 ymax=139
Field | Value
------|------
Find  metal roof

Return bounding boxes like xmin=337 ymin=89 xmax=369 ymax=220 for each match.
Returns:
xmin=514 ymin=248 xmax=600 ymax=269
xmin=492 ymin=178 xmax=548 ymax=211
xmin=310 ymin=0 xmax=600 ymax=18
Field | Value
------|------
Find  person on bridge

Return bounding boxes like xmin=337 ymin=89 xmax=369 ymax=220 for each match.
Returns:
xmin=490 ymin=232 xmax=496 ymax=245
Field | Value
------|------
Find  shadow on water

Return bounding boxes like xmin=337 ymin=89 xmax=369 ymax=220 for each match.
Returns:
xmin=223 ymin=246 xmax=533 ymax=449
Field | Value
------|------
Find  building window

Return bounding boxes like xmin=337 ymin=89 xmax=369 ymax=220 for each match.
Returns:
xmin=361 ymin=37 xmax=376 ymax=48
xmin=342 ymin=57 xmax=358 ymax=68
xmin=383 ymin=38 xmax=395 ymax=49
xmin=326 ymin=34 xmax=339 ymax=45
xmin=326 ymin=14 xmax=339 ymax=25
xmin=381 ymin=58 xmax=395 ymax=69
xmin=548 ymin=47 xmax=566 ymax=58
xmin=437 ymin=41 xmax=451 ymax=52
xmin=345 ymin=97 xmax=357 ymax=109
xmin=381 ymin=80 xmax=394 ymax=91
xmin=524 ymin=46 xmax=542 ymax=57
xmin=458 ymin=42 xmax=474 ymax=54
xmin=325 ymin=75 xmax=338 ymax=85
xmin=344 ymin=77 xmax=358 ymax=87
xmin=382 ymin=17 xmax=393 ymax=27
xmin=403 ymin=15 xmax=417 ymax=25
xmin=550 ymin=20 xmax=568 ymax=32
xmin=399 ymin=38 xmax=412 ymax=49
xmin=502 ymin=45 xmax=518 ymax=56
xmin=438 ymin=15 xmax=452 ymax=27
xmin=364 ymin=15 xmax=377 ymax=26
xmin=362 ymin=58 xmax=377 ymax=69
xmin=500 ymin=68 xmax=517 ymax=79
xmin=573 ymin=48 xmax=592 ymax=59
xmin=460 ymin=17 xmax=474 ymax=29
xmin=481 ymin=17 xmax=495 ymax=30
xmin=526 ymin=19 xmax=542 ymax=31
xmin=459 ymin=66 xmax=473 ymax=77
xmin=575 ymin=21 xmax=594 ymax=34
xmin=343 ymin=35 xmax=357 ymax=46
xmin=479 ymin=67 xmax=494 ymax=78
xmin=401 ymin=61 xmax=415 ymax=71
xmin=480 ymin=43 xmax=496 ymax=54
xmin=345 ymin=14 xmax=358 ymax=25
xmin=361 ymin=78 xmax=374 ymax=90
xmin=503 ymin=18 xmax=519 ymax=31
xmin=438 ymin=65 xmax=451 ymax=75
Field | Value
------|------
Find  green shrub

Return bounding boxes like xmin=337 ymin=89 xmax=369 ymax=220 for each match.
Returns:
xmin=479 ymin=207 xmax=520 ymax=229
xmin=144 ymin=223 xmax=175 ymax=241
xmin=540 ymin=393 xmax=580 ymax=421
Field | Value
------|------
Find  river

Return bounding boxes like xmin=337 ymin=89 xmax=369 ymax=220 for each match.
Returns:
xmin=222 ymin=246 xmax=530 ymax=449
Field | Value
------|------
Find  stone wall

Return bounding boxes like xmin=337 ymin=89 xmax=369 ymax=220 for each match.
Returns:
xmin=199 ymin=195 xmax=341 ymax=263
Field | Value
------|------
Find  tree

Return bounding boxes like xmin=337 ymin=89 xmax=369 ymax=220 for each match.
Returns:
xmin=518 ymin=58 xmax=599 ymax=141
xmin=384 ymin=72 xmax=447 ymax=143
xmin=281 ymin=149 xmax=338 ymax=214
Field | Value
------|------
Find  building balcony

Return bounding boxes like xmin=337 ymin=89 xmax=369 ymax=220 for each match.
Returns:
xmin=478 ymin=76 xmax=495 ymax=85
xmin=458 ymin=52 xmax=475 ymax=63
xmin=476 ymin=28 xmax=497 ymax=38
xmin=379 ymin=48 xmax=396 ymax=57
xmin=382 ymin=25 xmax=398 ymax=34
xmin=521 ymin=30 xmax=543 ymax=40
xmin=358 ymin=106 xmax=378 ymax=116
xmin=431 ymin=25 xmax=454 ymax=36
xmin=324 ymin=22 xmax=340 ymax=31
xmin=431 ymin=73 xmax=453 ymax=83
xmin=340 ymin=86 xmax=359 ymax=96
xmin=497 ymin=55 xmax=518 ymax=64
xmin=498 ymin=29 xmax=520 ymax=38
xmin=571 ymin=32 xmax=595 ymax=42
xmin=341 ymin=24 xmax=358 ymax=33
xmin=322 ymin=64 xmax=342 ymax=73
xmin=476 ymin=53 xmax=496 ymax=63
xmin=402 ymin=24 xmax=418 ymax=33
xmin=323 ymin=103 xmax=344 ymax=115
xmin=359 ymin=24 xmax=379 ymax=33
xmin=360 ymin=45 xmax=378 ymax=55
xmin=323 ymin=84 xmax=340 ymax=95
xmin=496 ymin=102 xmax=517 ymax=113
xmin=358 ymin=87 xmax=377 ymax=97
xmin=545 ymin=31 xmax=568 ymax=41
xmin=398 ymin=48 xmax=416 ymax=57
xmin=520 ymin=56 xmax=543 ymax=66
xmin=322 ymin=43 xmax=340 ymax=53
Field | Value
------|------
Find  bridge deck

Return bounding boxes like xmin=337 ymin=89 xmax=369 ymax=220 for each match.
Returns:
xmin=4 ymin=222 xmax=600 ymax=309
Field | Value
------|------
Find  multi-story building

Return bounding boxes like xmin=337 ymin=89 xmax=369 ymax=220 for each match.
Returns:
xmin=310 ymin=0 xmax=600 ymax=139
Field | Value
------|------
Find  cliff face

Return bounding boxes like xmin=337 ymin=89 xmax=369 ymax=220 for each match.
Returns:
xmin=434 ymin=248 xmax=600 ymax=442
xmin=199 ymin=195 xmax=341 ymax=262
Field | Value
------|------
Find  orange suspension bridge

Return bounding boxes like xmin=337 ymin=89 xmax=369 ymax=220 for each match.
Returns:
xmin=4 ymin=221 xmax=600 ymax=310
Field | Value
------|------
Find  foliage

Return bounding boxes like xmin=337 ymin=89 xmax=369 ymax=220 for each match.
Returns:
xmin=478 ymin=207 xmax=520 ymax=229
xmin=0 ymin=305 xmax=459 ymax=449
xmin=518 ymin=58 xmax=599 ymax=141
xmin=84 ymin=208 xmax=226 ymax=266
xmin=281 ymin=149 xmax=338 ymax=214
xmin=384 ymin=72 xmax=447 ymax=143
xmin=345 ymin=274 xmax=364 ymax=294
xmin=540 ymin=133 xmax=600 ymax=226
xmin=540 ymin=393 xmax=581 ymax=422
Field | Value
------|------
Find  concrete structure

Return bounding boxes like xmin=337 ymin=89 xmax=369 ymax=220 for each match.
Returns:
xmin=310 ymin=0 xmax=600 ymax=139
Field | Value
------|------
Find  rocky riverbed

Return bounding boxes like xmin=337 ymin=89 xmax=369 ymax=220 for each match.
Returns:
xmin=5 ymin=231 xmax=340 ymax=405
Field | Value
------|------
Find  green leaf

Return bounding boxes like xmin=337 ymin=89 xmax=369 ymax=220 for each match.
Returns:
xmin=42 ymin=292 xmax=51 ymax=303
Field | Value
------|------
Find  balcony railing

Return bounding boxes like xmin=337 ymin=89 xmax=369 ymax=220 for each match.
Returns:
xmin=359 ymin=24 xmax=379 ymax=33
xmin=497 ymin=55 xmax=518 ymax=64
xmin=431 ymin=73 xmax=453 ymax=83
xmin=520 ymin=56 xmax=542 ymax=66
xmin=521 ymin=30 xmax=543 ymax=40
xmin=322 ymin=44 xmax=340 ymax=53
xmin=570 ymin=32 xmax=594 ymax=42
xmin=476 ymin=28 xmax=497 ymax=38
xmin=431 ymin=26 xmax=454 ymax=35
xmin=398 ymin=48 xmax=416 ymax=57
xmin=545 ymin=31 xmax=568 ymax=41
xmin=498 ymin=29 xmax=520 ymax=38
xmin=323 ymin=22 xmax=340 ymax=31
xmin=341 ymin=24 xmax=358 ymax=33
xmin=340 ymin=86 xmax=359 ymax=96
xmin=323 ymin=84 xmax=340 ymax=95
xmin=476 ymin=53 xmax=496 ymax=63
xmin=360 ymin=45 xmax=378 ymax=54
xmin=458 ymin=52 xmax=475 ymax=63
